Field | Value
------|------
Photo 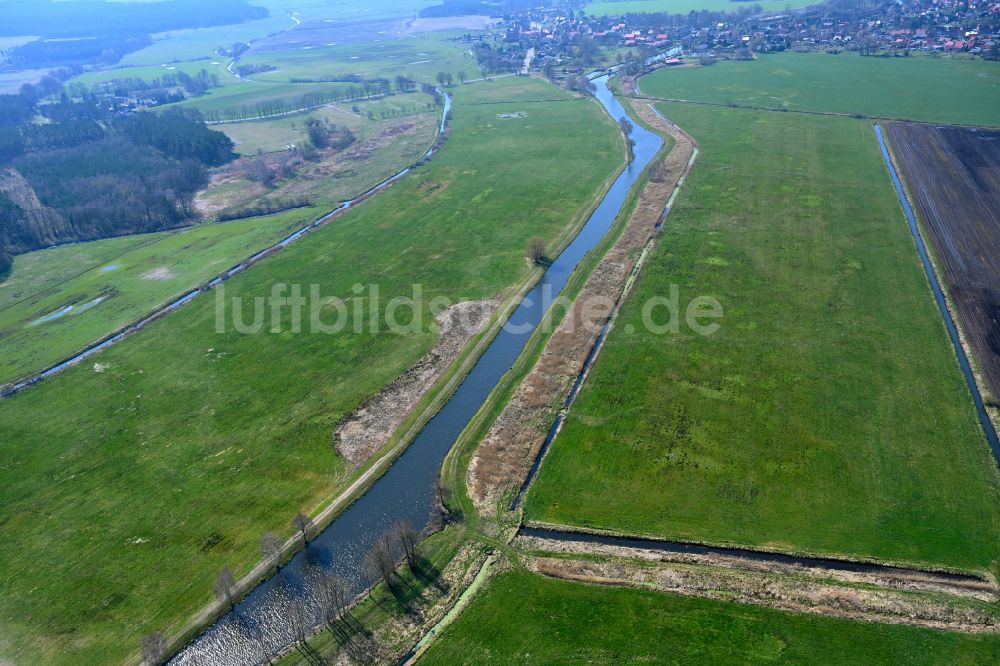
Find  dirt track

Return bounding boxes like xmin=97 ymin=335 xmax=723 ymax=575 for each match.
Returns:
xmin=467 ymin=86 xmax=698 ymax=513
xmin=885 ymin=123 xmax=1000 ymax=401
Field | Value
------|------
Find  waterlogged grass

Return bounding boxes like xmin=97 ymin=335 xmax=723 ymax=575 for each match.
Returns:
xmin=0 ymin=77 xmax=624 ymax=665
xmin=421 ymin=571 xmax=1000 ymax=665
xmin=640 ymin=52 xmax=1000 ymax=126
xmin=0 ymin=209 xmax=320 ymax=385
xmin=0 ymin=235 xmax=164 ymax=309
xmin=526 ymin=104 xmax=1000 ymax=572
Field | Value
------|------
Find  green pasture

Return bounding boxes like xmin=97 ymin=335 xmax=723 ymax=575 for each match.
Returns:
xmin=422 ymin=571 xmax=1000 ymax=664
xmin=242 ymin=33 xmax=476 ymax=85
xmin=0 ymin=209 xmax=319 ymax=385
xmin=525 ymin=104 xmax=1000 ymax=572
xmin=640 ymin=52 xmax=1000 ymax=126
xmin=71 ymin=59 xmax=230 ymax=89
xmin=0 ymin=76 xmax=624 ymax=665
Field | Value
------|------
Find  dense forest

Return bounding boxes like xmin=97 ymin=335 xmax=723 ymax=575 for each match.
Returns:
xmin=0 ymin=90 xmax=235 ymax=278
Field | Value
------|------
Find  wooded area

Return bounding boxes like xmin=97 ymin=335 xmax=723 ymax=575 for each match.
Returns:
xmin=0 ymin=92 xmax=235 ymax=278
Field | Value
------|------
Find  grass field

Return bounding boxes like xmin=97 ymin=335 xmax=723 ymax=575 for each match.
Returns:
xmin=71 ymin=59 xmax=231 ymax=89
xmin=0 ymin=209 xmax=319 ymax=385
xmin=0 ymin=77 xmax=624 ymax=665
xmin=640 ymin=52 xmax=1000 ymax=126
xmin=1 ymin=235 xmax=162 ymax=310
xmin=171 ymin=79 xmax=355 ymax=118
xmin=241 ymin=33 xmax=476 ymax=85
xmin=117 ymin=0 xmax=439 ymax=67
xmin=525 ymin=104 xmax=1000 ymax=572
xmin=0 ymin=98 xmax=440 ymax=386
xmin=584 ymin=0 xmax=818 ymax=15
xmin=421 ymin=571 xmax=1000 ymax=664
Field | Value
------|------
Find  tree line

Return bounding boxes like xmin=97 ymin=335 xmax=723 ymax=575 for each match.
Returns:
xmin=141 ymin=511 xmax=439 ymax=665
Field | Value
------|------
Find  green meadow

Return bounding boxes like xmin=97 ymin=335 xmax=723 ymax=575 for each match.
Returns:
xmin=0 ymin=208 xmax=318 ymax=385
xmin=0 ymin=98 xmax=439 ymax=386
xmin=422 ymin=571 xmax=1000 ymax=665
xmin=241 ymin=33 xmax=476 ymax=85
xmin=0 ymin=77 xmax=624 ymax=665
xmin=525 ymin=104 xmax=1000 ymax=572
xmin=171 ymin=79 xmax=355 ymax=117
xmin=640 ymin=52 xmax=1000 ymax=126
xmin=70 ymin=60 xmax=230 ymax=89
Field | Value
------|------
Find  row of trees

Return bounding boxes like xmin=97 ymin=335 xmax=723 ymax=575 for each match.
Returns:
xmin=143 ymin=514 xmax=428 ymax=665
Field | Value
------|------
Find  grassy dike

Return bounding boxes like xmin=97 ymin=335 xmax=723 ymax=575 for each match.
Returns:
xmin=0 ymin=77 xmax=624 ymax=665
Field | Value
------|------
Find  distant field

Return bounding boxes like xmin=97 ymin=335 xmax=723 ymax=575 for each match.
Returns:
xmin=0 ymin=77 xmax=624 ymax=665
xmin=241 ymin=33 xmax=475 ymax=85
xmin=119 ymin=0 xmax=440 ymax=66
xmin=214 ymin=92 xmax=432 ymax=154
xmin=584 ymin=0 xmax=817 ymax=15
xmin=525 ymin=104 xmax=1000 ymax=572
xmin=120 ymin=13 xmax=295 ymax=66
xmin=170 ymin=79 xmax=355 ymax=119
xmin=640 ymin=52 xmax=1000 ymax=126
xmin=71 ymin=59 xmax=230 ymax=89
xmin=886 ymin=123 xmax=1000 ymax=399
xmin=0 ymin=209 xmax=318 ymax=385
xmin=422 ymin=571 xmax=1000 ymax=664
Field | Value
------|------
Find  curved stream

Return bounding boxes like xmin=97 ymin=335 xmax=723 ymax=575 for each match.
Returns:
xmin=172 ymin=76 xmax=663 ymax=665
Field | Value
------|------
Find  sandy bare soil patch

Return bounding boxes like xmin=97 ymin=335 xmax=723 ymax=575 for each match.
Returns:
xmin=525 ymin=554 xmax=1000 ymax=634
xmin=141 ymin=267 xmax=176 ymax=281
xmin=467 ymin=92 xmax=697 ymax=513
xmin=335 ymin=299 xmax=498 ymax=468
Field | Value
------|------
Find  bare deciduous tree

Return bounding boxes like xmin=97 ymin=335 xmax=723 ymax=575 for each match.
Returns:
xmin=394 ymin=520 xmax=419 ymax=567
xmin=292 ymin=511 xmax=315 ymax=545
xmin=213 ymin=566 xmax=237 ymax=610
xmin=316 ymin=570 xmax=350 ymax=626
xmin=141 ymin=631 xmax=168 ymax=665
xmin=260 ymin=531 xmax=283 ymax=567
xmin=528 ymin=237 xmax=548 ymax=265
